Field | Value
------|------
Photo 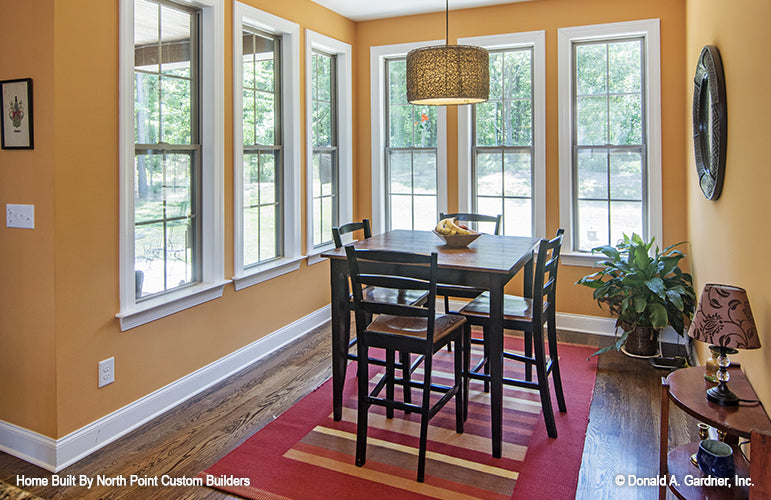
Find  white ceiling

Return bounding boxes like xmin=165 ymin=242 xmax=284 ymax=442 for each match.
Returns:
xmin=310 ymin=0 xmax=533 ymax=22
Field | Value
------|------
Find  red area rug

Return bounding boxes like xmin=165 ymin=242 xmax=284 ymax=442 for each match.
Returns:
xmin=199 ymin=336 xmax=597 ymax=499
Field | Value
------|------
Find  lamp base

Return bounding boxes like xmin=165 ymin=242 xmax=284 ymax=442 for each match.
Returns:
xmin=707 ymin=382 xmax=739 ymax=406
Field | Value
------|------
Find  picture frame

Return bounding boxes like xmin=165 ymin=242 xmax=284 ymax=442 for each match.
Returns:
xmin=1 ymin=78 xmax=34 ymax=150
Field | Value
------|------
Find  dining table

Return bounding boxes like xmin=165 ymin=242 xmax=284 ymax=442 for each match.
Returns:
xmin=322 ymin=229 xmax=541 ymax=458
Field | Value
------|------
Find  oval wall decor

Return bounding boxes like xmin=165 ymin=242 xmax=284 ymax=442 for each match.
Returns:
xmin=692 ymin=45 xmax=727 ymax=200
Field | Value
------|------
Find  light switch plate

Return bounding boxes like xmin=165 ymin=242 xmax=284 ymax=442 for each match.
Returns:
xmin=6 ymin=204 xmax=35 ymax=229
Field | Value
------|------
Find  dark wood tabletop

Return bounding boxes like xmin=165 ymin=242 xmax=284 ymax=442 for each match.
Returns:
xmin=666 ymin=366 xmax=771 ymax=438
xmin=322 ymin=229 xmax=540 ymax=276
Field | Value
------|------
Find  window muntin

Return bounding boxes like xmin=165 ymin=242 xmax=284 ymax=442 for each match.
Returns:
xmin=385 ymin=57 xmax=438 ymax=231
xmin=134 ymin=0 xmax=201 ymax=299
xmin=572 ymin=38 xmax=646 ymax=251
xmin=242 ymin=28 xmax=282 ymax=267
xmin=311 ymin=50 xmax=338 ymax=248
xmin=472 ymin=47 xmax=534 ymax=236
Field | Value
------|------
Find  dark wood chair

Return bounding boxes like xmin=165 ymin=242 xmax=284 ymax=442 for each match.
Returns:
xmin=332 ymin=220 xmax=428 ymax=402
xmin=436 ymin=212 xmax=502 ymax=315
xmin=345 ymin=246 xmax=468 ymax=482
xmin=458 ymin=229 xmax=566 ymax=438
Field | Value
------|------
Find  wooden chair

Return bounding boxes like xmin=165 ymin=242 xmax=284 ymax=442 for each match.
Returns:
xmin=436 ymin=213 xmax=502 ymax=315
xmin=332 ymin=220 xmax=428 ymax=403
xmin=458 ymin=229 xmax=566 ymax=438
xmin=345 ymin=246 xmax=468 ymax=482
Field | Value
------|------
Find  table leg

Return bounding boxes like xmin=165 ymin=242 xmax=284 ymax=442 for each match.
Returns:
xmin=489 ymin=278 xmax=504 ymax=459
xmin=330 ymin=259 xmax=350 ymax=422
xmin=659 ymin=377 xmax=670 ymax=500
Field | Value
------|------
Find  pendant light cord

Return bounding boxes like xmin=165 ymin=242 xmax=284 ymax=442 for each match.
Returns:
xmin=445 ymin=0 xmax=449 ymax=45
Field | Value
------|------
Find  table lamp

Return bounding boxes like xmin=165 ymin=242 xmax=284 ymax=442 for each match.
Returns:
xmin=688 ymin=284 xmax=760 ymax=406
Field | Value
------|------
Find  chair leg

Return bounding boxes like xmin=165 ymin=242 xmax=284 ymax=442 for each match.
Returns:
xmin=386 ymin=349 xmax=395 ymax=419
xmin=454 ymin=333 xmax=464 ymax=434
xmin=547 ymin=314 xmax=567 ymax=413
xmin=524 ymin=328 xmax=533 ymax=382
xmin=445 ymin=296 xmax=453 ymax=352
xmin=482 ymin=327 xmax=490 ymax=393
xmin=462 ymin=324 xmax=471 ymax=422
xmin=532 ymin=326 xmax=557 ymax=438
xmin=417 ymin=354 xmax=432 ymax=483
xmin=400 ymin=351 xmax=412 ymax=414
xmin=355 ymin=341 xmax=369 ymax=467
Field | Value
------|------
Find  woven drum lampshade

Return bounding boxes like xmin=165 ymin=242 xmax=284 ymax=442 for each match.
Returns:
xmin=406 ymin=44 xmax=489 ymax=105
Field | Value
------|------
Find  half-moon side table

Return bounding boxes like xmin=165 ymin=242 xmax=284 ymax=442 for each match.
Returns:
xmin=660 ymin=366 xmax=771 ymax=500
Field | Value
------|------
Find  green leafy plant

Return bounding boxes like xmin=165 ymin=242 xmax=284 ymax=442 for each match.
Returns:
xmin=577 ymin=233 xmax=697 ymax=356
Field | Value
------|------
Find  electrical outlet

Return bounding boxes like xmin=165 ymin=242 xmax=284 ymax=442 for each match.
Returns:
xmin=6 ymin=204 xmax=35 ymax=229
xmin=98 ymin=357 xmax=115 ymax=388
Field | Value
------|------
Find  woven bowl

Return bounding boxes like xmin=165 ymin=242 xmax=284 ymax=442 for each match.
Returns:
xmin=432 ymin=230 xmax=481 ymax=248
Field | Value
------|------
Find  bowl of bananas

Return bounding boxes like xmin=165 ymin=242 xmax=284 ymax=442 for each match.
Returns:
xmin=432 ymin=217 xmax=481 ymax=248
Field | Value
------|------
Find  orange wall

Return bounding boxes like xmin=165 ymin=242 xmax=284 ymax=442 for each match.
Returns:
xmin=354 ymin=0 xmax=688 ymax=315
xmin=685 ymin=0 xmax=771 ymax=406
xmin=0 ymin=0 xmax=353 ymax=438
xmin=0 ymin=0 xmax=58 ymax=437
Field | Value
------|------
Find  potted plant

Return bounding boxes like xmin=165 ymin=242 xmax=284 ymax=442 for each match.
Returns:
xmin=577 ymin=233 xmax=697 ymax=357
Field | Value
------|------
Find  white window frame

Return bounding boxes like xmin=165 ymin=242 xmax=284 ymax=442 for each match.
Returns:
xmin=457 ymin=31 xmax=546 ymax=238
xmin=558 ymin=19 xmax=662 ymax=266
xmin=232 ymin=2 xmax=302 ymax=290
xmin=370 ymin=41 xmax=447 ymax=235
xmin=305 ymin=30 xmax=352 ymax=265
xmin=117 ymin=0 xmax=226 ymax=331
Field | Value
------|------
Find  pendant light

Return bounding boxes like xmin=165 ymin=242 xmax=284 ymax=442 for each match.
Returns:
xmin=406 ymin=0 xmax=490 ymax=105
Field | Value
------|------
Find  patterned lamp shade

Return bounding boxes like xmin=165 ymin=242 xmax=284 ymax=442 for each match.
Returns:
xmin=689 ymin=284 xmax=761 ymax=349
xmin=406 ymin=44 xmax=489 ymax=105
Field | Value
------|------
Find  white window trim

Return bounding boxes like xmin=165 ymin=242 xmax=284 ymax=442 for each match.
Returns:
xmin=305 ymin=30 xmax=353 ymax=265
xmin=370 ymin=40 xmax=447 ymax=235
xmin=117 ymin=0 xmax=227 ymax=331
xmin=557 ymin=19 xmax=662 ymax=266
xmin=457 ymin=31 xmax=546 ymax=238
xmin=232 ymin=2 xmax=303 ymax=290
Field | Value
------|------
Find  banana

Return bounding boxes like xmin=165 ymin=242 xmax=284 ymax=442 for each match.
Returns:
xmin=448 ymin=217 xmax=475 ymax=235
xmin=435 ymin=217 xmax=477 ymax=235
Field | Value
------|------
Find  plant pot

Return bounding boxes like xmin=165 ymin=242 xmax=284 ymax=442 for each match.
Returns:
xmin=624 ymin=326 xmax=659 ymax=357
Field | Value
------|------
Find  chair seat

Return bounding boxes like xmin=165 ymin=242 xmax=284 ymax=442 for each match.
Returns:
xmin=361 ymin=285 xmax=428 ymax=306
xmin=458 ymin=291 xmax=534 ymax=322
xmin=367 ymin=314 xmax=467 ymax=342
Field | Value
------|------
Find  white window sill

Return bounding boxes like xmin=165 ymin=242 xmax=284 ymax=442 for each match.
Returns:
xmin=233 ymin=255 xmax=305 ymax=291
xmin=307 ymin=243 xmax=335 ymax=266
xmin=561 ymin=251 xmax=607 ymax=267
xmin=117 ymin=280 xmax=230 ymax=331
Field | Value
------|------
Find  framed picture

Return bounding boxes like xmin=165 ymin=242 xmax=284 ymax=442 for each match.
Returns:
xmin=1 ymin=78 xmax=34 ymax=150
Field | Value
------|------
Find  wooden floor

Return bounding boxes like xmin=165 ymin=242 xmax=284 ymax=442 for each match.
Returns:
xmin=0 ymin=322 xmax=696 ymax=499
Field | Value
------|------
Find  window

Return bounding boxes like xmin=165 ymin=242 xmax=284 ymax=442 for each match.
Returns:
xmin=232 ymin=2 xmax=301 ymax=290
xmin=370 ymin=41 xmax=447 ymax=235
xmin=558 ymin=20 xmax=662 ymax=265
xmin=118 ymin=0 xmax=225 ymax=331
xmin=458 ymin=31 xmax=546 ymax=237
xmin=310 ymin=50 xmax=337 ymax=248
xmin=241 ymin=28 xmax=282 ymax=266
xmin=385 ymin=57 xmax=439 ymax=231
xmin=305 ymin=30 xmax=352 ymax=261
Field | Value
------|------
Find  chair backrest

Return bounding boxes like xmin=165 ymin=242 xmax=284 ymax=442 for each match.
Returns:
xmin=344 ymin=246 xmax=438 ymax=340
xmin=532 ymin=229 xmax=565 ymax=325
xmin=439 ymin=212 xmax=502 ymax=235
xmin=332 ymin=219 xmax=372 ymax=249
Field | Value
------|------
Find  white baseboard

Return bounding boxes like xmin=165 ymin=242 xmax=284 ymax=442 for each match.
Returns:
xmin=447 ymin=298 xmax=620 ymax=338
xmin=0 ymin=304 xmax=330 ymax=473
xmin=555 ymin=312 xmax=618 ymax=336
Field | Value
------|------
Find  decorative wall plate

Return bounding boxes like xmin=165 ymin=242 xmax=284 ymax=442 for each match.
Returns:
xmin=692 ymin=45 xmax=727 ymax=200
